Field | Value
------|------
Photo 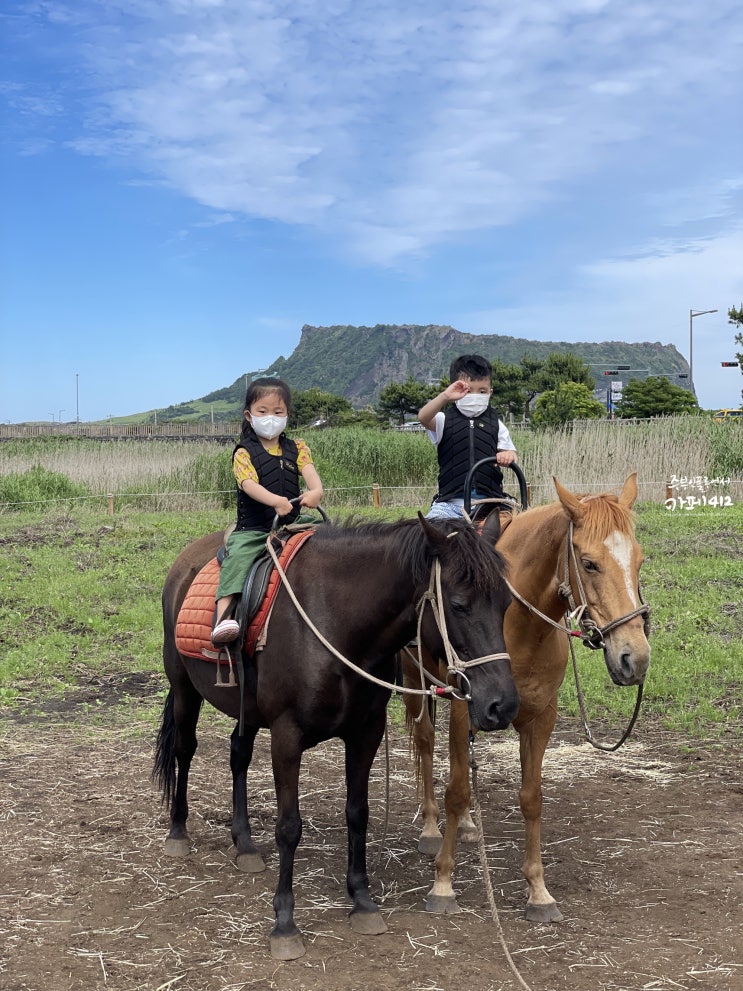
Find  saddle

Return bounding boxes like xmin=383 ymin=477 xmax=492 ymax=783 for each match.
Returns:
xmin=175 ymin=529 xmax=314 ymax=663
xmin=473 ymin=505 xmax=518 ymax=537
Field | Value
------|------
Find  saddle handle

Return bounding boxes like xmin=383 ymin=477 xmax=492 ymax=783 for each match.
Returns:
xmin=271 ymin=498 xmax=330 ymax=532
xmin=463 ymin=458 xmax=529 ymax=517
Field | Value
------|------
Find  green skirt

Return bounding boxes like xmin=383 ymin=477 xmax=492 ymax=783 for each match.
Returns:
xmin=215 ymin=515 xmax=317 ymax=600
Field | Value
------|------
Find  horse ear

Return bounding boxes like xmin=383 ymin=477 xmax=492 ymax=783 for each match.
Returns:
xmin=481 ymin=510 xmax=501 ymax=545
xmin=417 ymin=511 xmax=449 ymax=549
xmin=553 ymin=476 xmax=585 ymax=522
xmin=619 ymin=472 xmax=638 ymax=509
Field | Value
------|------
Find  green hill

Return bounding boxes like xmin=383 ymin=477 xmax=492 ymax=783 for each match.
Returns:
xmin=120 ymin=323 xmax=690 ymax=423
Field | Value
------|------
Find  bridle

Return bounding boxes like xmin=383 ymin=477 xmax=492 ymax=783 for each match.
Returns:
xmin=506 ymin=521 xmax=650 ymax=648
xmin=412 ymin=557 xmax=512 ymax=703
xmin=505 ymin=519 xmax=650 ymax=752
xmin=266 ymin=536 xmax=511 ymax=704
xmin=558 ymin=521 xmax=650 ymax=650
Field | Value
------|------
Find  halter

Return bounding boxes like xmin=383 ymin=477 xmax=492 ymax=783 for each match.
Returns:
xmin=558 ymin=521 xmax=650 ymax=649
xmin=413 ymin=559 xmax=512 ymax=702
xmin=506 ymin=520 xmax=650 ymax=647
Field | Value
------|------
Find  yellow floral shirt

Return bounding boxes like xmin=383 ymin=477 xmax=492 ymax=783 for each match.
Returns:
xmin=233 ymin=439 xmax=314 ymax=486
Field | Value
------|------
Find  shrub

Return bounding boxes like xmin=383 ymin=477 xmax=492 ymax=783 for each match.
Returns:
xmin=0 ymin=466 xmax=91 ymax=511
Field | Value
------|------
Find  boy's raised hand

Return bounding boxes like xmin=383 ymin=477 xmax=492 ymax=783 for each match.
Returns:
xmin=444 ymin=379 xmax=471 ymax=401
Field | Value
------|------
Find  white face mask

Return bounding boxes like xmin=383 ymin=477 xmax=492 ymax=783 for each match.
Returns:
xmin=455 ymin=394 xmax=490 ymax=417
xmin=251 ymin=415 xmax=287 ymax=440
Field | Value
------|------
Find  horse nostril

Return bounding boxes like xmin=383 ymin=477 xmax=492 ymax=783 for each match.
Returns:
xmin=485 ymin=691 xmax=519 ymax=729
xmin=620 ymin=651 xmax=646 ymax=684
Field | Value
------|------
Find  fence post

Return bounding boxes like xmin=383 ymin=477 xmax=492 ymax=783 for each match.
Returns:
xmin=665 ymin=480 xmax=673 ymax=504
xmin=372 ymin=482 xmax=380 ymax=508
xmin=107 ymin=493 xmax=114 ymax=517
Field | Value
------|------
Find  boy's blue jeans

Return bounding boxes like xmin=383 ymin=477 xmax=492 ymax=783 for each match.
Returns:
xmin=425 ymin=499 xmax=467 ymax=520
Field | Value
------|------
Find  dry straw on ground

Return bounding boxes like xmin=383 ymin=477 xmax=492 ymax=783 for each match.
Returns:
xmin=1 ymin=698 xmax=741 ymax=991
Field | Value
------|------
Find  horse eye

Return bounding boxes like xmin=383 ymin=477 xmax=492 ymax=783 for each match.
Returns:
xmin=450 ymin=599 xmax=470 ymax=615
xmin=581 ymin=558 xmax=598 ymax=573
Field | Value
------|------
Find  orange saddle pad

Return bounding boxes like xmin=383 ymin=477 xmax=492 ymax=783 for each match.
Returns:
xmin=175 ymin=530 xmax=314 ymax=661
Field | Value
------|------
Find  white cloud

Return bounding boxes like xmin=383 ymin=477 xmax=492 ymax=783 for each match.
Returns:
xmin=14 ymin=0 xmax=735 ymax=265
xmin=460 ymin=223 xmax=743 ymax=410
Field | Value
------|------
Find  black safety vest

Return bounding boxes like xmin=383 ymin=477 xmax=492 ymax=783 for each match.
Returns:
xmin=435 ymin=406 xmax=505 ymax=502
xmin=234 ymin=432 xmax=301 ymax=532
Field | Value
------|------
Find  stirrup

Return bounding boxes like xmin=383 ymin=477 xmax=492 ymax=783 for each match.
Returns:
xmin=214 ymin=644 xmax=238 ymax=688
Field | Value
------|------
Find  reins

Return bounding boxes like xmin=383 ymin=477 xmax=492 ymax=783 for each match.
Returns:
xmin=265 ymin=532 xmax=511 ymax=704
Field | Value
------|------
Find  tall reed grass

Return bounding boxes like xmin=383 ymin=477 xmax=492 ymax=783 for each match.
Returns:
xmin=0 ymin=418 xmax=740 ymax=512
xmin=513 ymin=415 xmax=743 ymax=502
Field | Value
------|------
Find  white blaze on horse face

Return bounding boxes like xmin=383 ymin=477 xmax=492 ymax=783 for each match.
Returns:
xmin=603 ymin=531 xmax=638 ymax=605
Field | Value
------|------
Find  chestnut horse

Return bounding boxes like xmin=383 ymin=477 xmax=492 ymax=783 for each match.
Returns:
xmin=154 ymin=514 xmax=519 ymax=959
xmin=403 ymin=473 xmax=650 ymax=921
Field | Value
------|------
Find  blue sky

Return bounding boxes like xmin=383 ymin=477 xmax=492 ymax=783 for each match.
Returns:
xmin=2 ymin=0 xmax=742 ymax=422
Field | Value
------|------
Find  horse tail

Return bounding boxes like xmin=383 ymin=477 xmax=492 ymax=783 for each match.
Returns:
xmin=152 ymin=688 xmax=177 ymax=806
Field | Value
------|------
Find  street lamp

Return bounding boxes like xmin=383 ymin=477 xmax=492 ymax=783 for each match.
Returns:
xmin=689 ymin=308 xmax=718 ymax=389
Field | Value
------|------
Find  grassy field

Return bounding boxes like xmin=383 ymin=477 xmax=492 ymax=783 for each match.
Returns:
xmin=0 ymin=497 xmax=740 ymax=741
xmin=1 ymin=416 xmax=741 ymax=512
xmin=1 ymin=421 xmax=740 ymax=741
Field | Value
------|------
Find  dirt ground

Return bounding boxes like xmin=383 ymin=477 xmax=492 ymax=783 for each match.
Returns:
xmin=1 ymin=674 xmax=741 ymax=991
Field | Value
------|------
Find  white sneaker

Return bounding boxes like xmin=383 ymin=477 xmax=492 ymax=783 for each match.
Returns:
xmin=211 ymin=619 xmax=240 ymax=644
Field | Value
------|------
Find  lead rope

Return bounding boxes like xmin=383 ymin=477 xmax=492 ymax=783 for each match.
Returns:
xmin=562 ymin=524 xmax=647 ymax=751
xmin=469 ymin=733 xmax=532 ymax=991
xmin=569 ymin=635 xmax=644 ymax=752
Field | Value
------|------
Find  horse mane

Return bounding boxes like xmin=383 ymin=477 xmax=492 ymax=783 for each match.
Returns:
xmin=575 ymin=492 xmax=636 ymax=540
xmin=313 ymin=516 xmax=507 ymax=590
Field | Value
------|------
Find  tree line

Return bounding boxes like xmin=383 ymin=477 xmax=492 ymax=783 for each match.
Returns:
xmin=288 ymin=307 xmax=743 ymax=429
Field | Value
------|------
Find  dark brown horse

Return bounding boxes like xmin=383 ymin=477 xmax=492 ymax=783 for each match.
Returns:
xmin=403 ymin=474 xmax=650 ymax=921
xmin=154 ymin=514 xmax=519 ymax=959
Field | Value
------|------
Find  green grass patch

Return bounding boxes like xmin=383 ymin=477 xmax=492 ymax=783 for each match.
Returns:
xmin=0 ymin=501 xmax=741 ymax=742
xmin=557 ymin=502 xmax=743 ymax=739
xmin=0 ymin=465 xmax=91 ymax=511
xmin=0 ymin=509 xmax=228 ymax=704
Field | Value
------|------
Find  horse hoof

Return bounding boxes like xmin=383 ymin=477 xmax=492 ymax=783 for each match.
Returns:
xmin=236 ymin=852 xmax=266 ymax=873
xmin=457 ymin=823 xmax=478 ymax=844
xmin=425 ymin=893 xmax=462 ymax=914
xmin=270 ymin=933 xmax=305 ymax=960
xmin=418 ymin=834 xmax=442 ymax=857
xmin=228 ymin=846 xmax=266 ymax=873
xmin=349 ymin=910 xmax=387 ymax=935
xmin=525 ymin=900 xmax=564 ymax=923
xmin=163 ymin=837 xmax=191 ymax=858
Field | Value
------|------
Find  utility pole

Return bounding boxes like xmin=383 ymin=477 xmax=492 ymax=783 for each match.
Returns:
xmin=689 ymin=308 xmax=717 ymax=390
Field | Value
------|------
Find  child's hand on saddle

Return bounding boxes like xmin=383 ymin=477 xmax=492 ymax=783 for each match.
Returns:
xmin=274 ymin=497 xmax=295 ymax=517
xmin=300 ymin=492 xmax=323 ymax=510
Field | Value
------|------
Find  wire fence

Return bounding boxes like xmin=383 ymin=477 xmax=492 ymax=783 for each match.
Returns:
xmin=2 ymin=476 xmax=740 ymax=515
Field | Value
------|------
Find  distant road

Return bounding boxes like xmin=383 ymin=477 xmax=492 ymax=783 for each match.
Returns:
xmin=0 ymin=423 xmax=242 ymax=442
